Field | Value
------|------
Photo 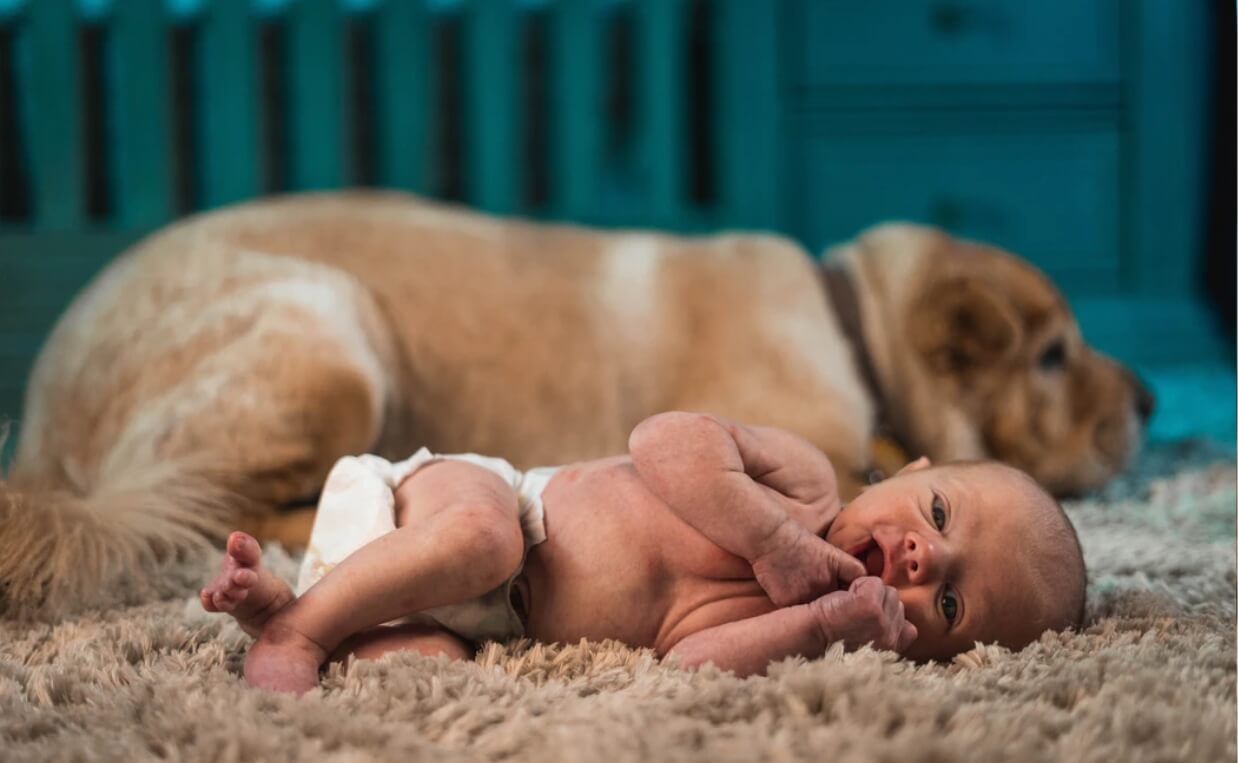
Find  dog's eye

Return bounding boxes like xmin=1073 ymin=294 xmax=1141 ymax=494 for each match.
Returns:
xmin=1038 ymin=339 xmax=1066 ymax=371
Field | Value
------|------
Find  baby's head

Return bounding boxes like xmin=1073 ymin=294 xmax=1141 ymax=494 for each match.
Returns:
xmin=824 ymin=458 xmax=1085 ymax=661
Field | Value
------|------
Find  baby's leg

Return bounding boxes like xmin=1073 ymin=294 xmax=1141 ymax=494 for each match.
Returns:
xmin=200 ymin=531 xmax=295 ymax=637
xmin=202 ymin=535 xmax=469 ymax=668
xmin=245 ymin=460 xmax=524 ymax=693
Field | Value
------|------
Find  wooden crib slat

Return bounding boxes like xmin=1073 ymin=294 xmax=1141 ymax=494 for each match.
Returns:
xmin=714 ymin=0 xmax=780 ymax=231
xmin=637 ymin=0 xmax=684 ymax=226
xmin=24 ymin=0 xmax=83 ymax=228
xmin=551 ymin=0 xmax=601 ymax=220
xmin=464 ymin=0 xmax=518 ymax=213
xmin=375 ymin=0 xmax=430 ymax=192
xmin=112 ymin=0 xmax=174 ymax=226
xmin=288 ymin=0 xmax=347 ymax=189
xmin=200 ymin=0 xmax=261 ymax=208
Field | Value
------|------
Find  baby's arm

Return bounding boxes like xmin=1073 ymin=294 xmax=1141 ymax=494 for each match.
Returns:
xmin=629 ymin=412 xmax=864 ymax=605
xmin=666 ymin=578 xmax=917 ymax=677
xmin=630 ymin=412 xmax=839 ymax=556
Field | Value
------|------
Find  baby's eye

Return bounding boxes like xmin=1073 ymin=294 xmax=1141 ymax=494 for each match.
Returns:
xmin=931 ymin=496 xmax=947 ymax=530
xmin=941 ymin=589 xmax=959 ymax=623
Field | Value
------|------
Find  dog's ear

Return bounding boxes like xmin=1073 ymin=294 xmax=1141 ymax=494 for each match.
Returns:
xmin=909 ymin=277 xmax=1021 ymax=374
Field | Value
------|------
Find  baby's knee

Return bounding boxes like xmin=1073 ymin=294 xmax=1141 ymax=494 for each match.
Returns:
xmin=448 ymin=504 xmax=525 ymax=588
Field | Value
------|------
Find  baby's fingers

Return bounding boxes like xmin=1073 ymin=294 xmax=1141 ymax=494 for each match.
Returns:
xmin=897 ymin=622 xmax=918 ymax=653
xmin=832 ymin=549 xmax=866 ymax=585
xmin=880 ymin=583 xmax=903 ymax=616
xmin=848 ymin=575 xmax=886 ymax=597
xmin=877 ymin=584 xmax=911 ymax=651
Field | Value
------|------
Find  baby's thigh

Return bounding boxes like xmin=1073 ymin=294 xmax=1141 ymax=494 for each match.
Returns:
xmin=393 ymin=460 xmax=521 ymax=533
xmin=331 ymin=623 xmax=474 ymax=663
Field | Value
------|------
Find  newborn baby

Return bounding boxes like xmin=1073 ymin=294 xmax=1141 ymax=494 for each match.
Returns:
xmin=201 ymin=412 xmax=1087 ymax=693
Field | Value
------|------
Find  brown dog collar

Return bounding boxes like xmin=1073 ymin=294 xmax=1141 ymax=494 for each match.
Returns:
xmin=820 ymin=264 xmax=883 ymax=413
xmin=819 ymin=263 xmax=908 ymax=484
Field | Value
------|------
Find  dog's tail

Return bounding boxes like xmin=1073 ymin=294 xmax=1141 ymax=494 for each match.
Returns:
xmin=0 ymin=426 xmax=240 ymax=619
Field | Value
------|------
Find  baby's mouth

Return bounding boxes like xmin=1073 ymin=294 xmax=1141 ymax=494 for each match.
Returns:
xmin=847 ymin=538 xmax=886 ymax=578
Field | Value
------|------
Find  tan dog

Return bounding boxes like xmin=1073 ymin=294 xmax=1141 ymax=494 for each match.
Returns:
xmin=0 ymin=191 xmax=1151 ymax=617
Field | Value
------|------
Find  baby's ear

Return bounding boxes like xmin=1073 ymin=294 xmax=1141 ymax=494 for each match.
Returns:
xmin=896 ymin=456 xmax=932 ymax=476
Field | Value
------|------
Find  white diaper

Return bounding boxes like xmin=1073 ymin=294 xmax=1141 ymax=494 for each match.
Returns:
xmin=296 ymin=448 xmax=555 ymax=643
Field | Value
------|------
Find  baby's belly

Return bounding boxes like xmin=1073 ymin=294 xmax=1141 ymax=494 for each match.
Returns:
xmin=523 ymin=561 xmax=774 ymax=652
xmin=518 ymin=470 xmax=672 ymax=648
xmin=519 ymin=459 xmax=777 ymax=652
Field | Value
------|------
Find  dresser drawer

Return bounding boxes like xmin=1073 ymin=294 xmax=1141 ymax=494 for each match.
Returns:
xmin=792 ymin=131 xmax=1121 ymax=292
xmin=791 ymin=0 xmax=1121 ymax=87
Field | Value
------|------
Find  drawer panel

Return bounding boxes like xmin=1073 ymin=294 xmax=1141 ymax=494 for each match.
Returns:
xmin=792 ymin=131 xmax=1121 ymax=293
xmin=792 ymin=0 xmax=1121 ymax=87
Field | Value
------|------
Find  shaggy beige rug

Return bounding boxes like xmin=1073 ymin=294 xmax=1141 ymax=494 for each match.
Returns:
xmin=1 ymin=442 xmax=1234 ymax=762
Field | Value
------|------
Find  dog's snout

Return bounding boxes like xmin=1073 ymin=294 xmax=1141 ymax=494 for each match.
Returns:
xmin=1131 ymin=374 xmax=1156 ymax=423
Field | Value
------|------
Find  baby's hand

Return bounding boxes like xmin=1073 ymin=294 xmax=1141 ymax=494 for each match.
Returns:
xmin=810 ymin=577 xmax=918 ymax=654
xmin=750 ymin=520 xmax=866 ymax=607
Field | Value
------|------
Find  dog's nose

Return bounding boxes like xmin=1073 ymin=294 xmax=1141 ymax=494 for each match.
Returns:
xmin=1131 ymin=374 xmax=1156 ymax=423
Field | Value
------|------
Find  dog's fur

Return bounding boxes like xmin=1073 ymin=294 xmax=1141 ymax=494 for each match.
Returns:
xmin=0 ymin=191 xmax=1148 ymax=617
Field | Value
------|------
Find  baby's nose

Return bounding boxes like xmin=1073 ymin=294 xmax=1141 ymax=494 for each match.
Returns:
xmin=902 ymin=533 xmax=935 ymax=583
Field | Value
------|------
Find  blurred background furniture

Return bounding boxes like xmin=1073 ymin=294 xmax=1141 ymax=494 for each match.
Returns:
xmin=0 ymin=0 xmax=1232 ymax=462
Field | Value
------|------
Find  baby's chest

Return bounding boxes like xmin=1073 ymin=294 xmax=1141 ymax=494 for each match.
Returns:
xmin=540 ymin=461 xmax=752 ymax=580
xmin=661 ymin=524 xmax=755 ymax=581
xmin=628 ymin=511 xmax=778 ymax=649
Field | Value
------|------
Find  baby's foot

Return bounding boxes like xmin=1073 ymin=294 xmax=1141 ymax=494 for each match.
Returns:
xmin=244 ymin=618 xmax=329 ymax=695
xmin=200 ymin=531 xmax=294 ymax=637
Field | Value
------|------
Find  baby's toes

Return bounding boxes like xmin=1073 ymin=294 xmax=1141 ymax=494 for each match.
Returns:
xmin=231 ymin=567 xmax=259 ymax=588
xmin=200 ymin=588 xmax=219 ymax=612
xmin=226 ymin=531 xmax=263 ymax=569
xmin=211 ymin=586 xmax=249 ymax=613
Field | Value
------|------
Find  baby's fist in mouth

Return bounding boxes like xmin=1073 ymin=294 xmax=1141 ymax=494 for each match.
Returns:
xmin=810 ymin=576 xmax=918 ymax=654
xmin=750 ymin=521 xmax=866 ymax=607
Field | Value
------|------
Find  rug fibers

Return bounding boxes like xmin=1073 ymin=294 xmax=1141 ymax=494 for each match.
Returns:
xmin=0 ymin=441 xmax=1234 ymax=763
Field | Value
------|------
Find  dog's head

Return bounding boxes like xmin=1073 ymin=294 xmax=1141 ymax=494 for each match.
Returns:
xmin=835 ymin=224 xmax=1152 ymax=496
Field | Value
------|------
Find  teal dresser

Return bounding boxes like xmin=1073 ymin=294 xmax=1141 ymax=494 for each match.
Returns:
xmin=773 ymin=1 xmax=1221 ymax=368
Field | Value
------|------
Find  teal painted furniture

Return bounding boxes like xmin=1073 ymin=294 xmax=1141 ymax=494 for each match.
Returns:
xmin=777 ymin=0 xmax=1223 ymax=372
xmin=0 ymin=0 xmax=1225 ymax=447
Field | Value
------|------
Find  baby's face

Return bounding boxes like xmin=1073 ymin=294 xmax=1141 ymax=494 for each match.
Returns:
xmin=824 ymin=461 xmax=1076 ymax=661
